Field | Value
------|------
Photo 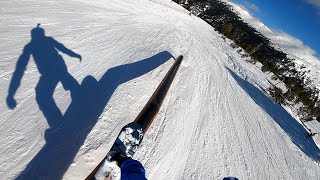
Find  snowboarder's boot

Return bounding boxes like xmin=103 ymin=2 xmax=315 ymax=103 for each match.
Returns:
xmin=107 ymin=122 xmax=144 ymax=165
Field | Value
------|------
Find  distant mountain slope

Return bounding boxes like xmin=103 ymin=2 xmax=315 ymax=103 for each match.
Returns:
xmin=226 ymin=0 xmax=320 ymax=101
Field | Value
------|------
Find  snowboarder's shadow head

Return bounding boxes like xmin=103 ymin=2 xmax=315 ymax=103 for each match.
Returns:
xmin=31 ymin=23 xmax=45 ymax=42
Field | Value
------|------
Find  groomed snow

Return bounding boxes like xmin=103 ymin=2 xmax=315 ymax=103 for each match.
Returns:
xmin=0 ymin=0 xmax=319 ymax=179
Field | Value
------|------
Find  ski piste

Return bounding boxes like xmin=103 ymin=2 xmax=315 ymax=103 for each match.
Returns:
xmin=85 ymin=55 xmax=184 ymax=180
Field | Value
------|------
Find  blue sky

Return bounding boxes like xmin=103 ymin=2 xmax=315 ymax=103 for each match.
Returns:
xmin=230 ymin=0 xmax=320 ymax=57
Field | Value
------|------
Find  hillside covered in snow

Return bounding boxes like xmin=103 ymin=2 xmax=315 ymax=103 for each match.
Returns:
xmin=174 ymin=0 xmax=320 ymax=125
xmin=0 ymin=0 xmax=320 ymax=179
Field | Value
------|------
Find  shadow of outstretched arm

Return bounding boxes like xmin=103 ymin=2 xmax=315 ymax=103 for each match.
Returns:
xmin=51 ymin=37 xmax=82 ymax=60
xmin=15 ymin=51 xmax=173 ymax=180
xmin=7 ymin=44 xmax=31 ymax=109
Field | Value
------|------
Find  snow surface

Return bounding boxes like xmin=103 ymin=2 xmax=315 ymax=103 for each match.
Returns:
xmin=0 ymin=0 xmax=320 ymax=179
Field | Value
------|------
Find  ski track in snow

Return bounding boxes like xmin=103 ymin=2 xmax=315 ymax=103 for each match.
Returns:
xmin=1 ymin=0 xmax=320 ymax=179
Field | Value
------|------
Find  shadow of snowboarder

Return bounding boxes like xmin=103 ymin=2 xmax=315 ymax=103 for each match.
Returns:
xmin=10 ymin=25 xmax=173 ymax=179
xmin=7 ymin=24 xmax=82 ymax=129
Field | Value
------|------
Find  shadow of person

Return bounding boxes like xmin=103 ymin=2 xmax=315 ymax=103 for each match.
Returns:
xmin=7 ymin=24 xmax=82 ymax=129
xmin=227 ymin=67 xmax=320 ymax=162
xmin=14 ymin=41 xmax=173 ymax=179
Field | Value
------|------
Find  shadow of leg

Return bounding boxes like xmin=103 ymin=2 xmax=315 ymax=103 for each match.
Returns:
xmin=36 ymin=76 xmax=63 ymax=129
xmin=61 ymin=71 xmax=79 ymax=89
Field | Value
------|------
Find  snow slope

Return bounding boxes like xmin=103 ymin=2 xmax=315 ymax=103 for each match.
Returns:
xmin=0 ymin=0 xmax=319 ymax=179
xmin=226 ymin=1 xmax=320 ymax=92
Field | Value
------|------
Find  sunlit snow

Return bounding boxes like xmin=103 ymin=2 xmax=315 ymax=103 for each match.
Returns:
xmin=0 ymin=0 xmax=319 ymax=179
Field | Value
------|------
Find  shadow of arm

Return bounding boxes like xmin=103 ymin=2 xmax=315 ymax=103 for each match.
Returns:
xmin=101 ymin=51 xmax=173 ymax=85
xmin=51 ymin=37 xmax=81 ymax=60
xmin=7 ymin=45 xmax=31 ymax=108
